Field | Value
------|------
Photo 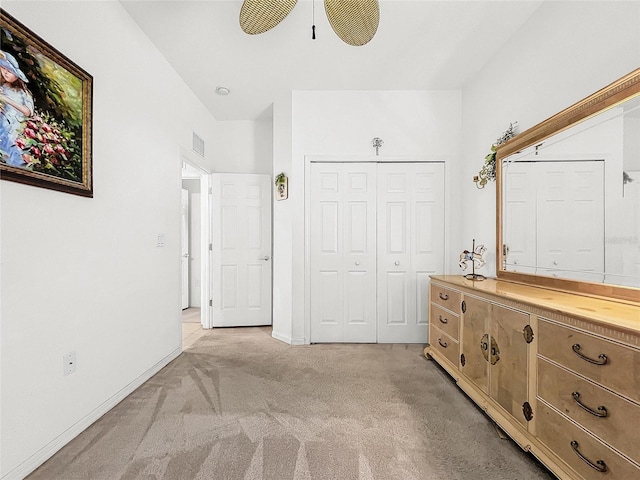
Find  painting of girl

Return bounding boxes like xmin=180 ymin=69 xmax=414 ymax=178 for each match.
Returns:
xmin=0 ymin=9 xmax=93 ymax=196
xmin=0 ymin=50 xmax=34 ymax=167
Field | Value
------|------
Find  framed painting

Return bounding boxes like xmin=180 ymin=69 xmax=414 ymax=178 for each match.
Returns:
xmin=0 ymin=9 xmax=93 ymax=197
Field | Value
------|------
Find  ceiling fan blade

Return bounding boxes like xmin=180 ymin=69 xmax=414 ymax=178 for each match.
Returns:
xmin=324 ymin=0 xmax=379 ymax=46
xmin=239 ymin=0 xmax=298 ymax=35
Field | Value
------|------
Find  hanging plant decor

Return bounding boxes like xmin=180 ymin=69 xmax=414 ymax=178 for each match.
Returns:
xmin=474 ymin=122 xmax=518 ymax=188
xmin=274 ymin=172 xmax=288 ymax=200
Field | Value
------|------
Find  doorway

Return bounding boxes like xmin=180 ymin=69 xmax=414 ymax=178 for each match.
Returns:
xmin=180 ymin=151 xmax=212 ymax=345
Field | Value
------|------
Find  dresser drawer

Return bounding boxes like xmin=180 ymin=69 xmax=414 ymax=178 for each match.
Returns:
xmin=538 ymin=319 xmax=640 ymax=403
xmin=430 ymin=284 xmax=461 ymax=313
xmin=430 ymin=324 xmax=459 ymax=368
xmin=430 ymin=303 xmax=459 ymax=340
xmin=537 ymin=401 xmax=640 ymax=480
xmin=538 ymin=357 xmax=640 ymax=462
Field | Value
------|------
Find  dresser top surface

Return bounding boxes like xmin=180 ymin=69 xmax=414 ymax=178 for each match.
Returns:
xmin=431 ymin=276 xmax=640 ymax=335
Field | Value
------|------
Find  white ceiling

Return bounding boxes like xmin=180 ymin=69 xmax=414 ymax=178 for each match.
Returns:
xmin=120 ymin=0 xmax=544 ymax=121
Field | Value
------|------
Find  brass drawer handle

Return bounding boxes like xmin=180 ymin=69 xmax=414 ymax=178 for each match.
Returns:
xmin=438 ymin=338 xmax=448 ymax=348
xmin=438 ymin=315 xmax=448 ymax=324
xmin=572 ymin=344 xmax=608 ymax=365
xmin=438 ymin=292 xmax=449 ymax=301
xmin=572 ymin=392 xmax=608 ymax=418
xmin=570 ymin=441 xmax=607 ymax=473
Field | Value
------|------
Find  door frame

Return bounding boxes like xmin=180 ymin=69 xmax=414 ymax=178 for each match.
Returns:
xmin=303 ymin=155 xmax=452 ymax=344
xmin=180 ymin=147 xmax=213 ymax=330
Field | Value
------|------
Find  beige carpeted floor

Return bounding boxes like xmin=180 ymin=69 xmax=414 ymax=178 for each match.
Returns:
xmin=27 ymin=327 xmax=555 ymax=480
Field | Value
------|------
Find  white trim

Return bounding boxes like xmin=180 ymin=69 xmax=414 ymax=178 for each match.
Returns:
xmin=271 ymin=331 xmax=306 ymax=346
xmin=1 ymin=348 xmax=181 ymax=480
xmin=271 ymin=330 xmax=292 ymax=344
xmin=304 ymin=155 xmax=450 ymax=345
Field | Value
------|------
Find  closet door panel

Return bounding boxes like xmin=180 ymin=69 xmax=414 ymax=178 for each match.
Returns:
xmin=311 ymin=163 xmax=376 ymax=343
xmin=377 ymin=163 xmax=445 ymax=343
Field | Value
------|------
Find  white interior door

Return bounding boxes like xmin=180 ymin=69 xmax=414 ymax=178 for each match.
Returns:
xmin=310 ymin=161 xmax=445 ymax=343
xmin=212 ymin=174 xmax=272 ymax=327
xmin=181 ymin=188 xmax=190 ymax=310
xmin=377 ymin=163 xmax=445 ymax=343
xmin=310 ymin=163 xmax=377 ymax=343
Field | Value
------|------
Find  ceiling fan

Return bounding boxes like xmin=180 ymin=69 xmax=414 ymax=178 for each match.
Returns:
xmin=239 ymin=0 xmax=380 ymax=47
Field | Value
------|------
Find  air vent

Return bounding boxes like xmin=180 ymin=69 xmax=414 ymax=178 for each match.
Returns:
xmin=192 ymin=132 xmax=205 ymax=158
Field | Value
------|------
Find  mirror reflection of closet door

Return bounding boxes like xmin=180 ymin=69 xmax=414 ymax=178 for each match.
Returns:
xmin=503 ymin=162 xmax=537 ymax=273
xmin=536 ymin=161 xmax=604 ymax=282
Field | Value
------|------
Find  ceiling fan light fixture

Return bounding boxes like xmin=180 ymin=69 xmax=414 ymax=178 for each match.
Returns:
xmin=239 ymin=0 xmax=298 ymax=35
xmin=325 ymin=0 xmax=379 ymax=46
xmin=239 ymin=0 xmax=379 ymax=46
xmin=215 ymin=86 xmax=231 ymax=96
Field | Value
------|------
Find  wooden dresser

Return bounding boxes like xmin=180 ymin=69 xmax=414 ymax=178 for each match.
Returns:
xmin=425 ymin=275 xmax=640 ymax=480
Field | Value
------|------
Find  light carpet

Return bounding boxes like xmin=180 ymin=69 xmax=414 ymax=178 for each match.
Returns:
xmin=27 ymin=327 xmax=555 ymax=480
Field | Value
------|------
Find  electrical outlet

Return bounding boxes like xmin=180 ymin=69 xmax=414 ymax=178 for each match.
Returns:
xmin=63 ymin=352 xmax=76 ymax=376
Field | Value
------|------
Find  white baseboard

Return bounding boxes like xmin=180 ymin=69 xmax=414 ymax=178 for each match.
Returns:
xmin=271 ymin=330 xmax=292 ymax=344
xmin=271 ymin=331 xmax=307 ymax=345
xmin=1 ymin=348 xmax=182 ymax=480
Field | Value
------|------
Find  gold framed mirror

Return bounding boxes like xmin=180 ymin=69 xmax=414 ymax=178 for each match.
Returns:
xmin=496 ymin=68 xmax=640 ymax=303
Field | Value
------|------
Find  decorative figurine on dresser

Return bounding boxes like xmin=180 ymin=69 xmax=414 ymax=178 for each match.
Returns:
xmin=458 ymin=239 xmax=486 ymax=280
xmin=425 ymin=68 xmax=640 ymax=480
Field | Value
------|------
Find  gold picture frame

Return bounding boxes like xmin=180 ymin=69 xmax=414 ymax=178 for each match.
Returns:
xmin=0 ymin=9 xmax=93 ymax=197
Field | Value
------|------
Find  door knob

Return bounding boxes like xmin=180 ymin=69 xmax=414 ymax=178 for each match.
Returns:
xmin=395 ymin=261 xmax=400 ymax=266
xmin=355 ymin=261 xmax=360 ymax=266
xmin=182 ymin=254 xmax=189 ymax=258
xmin=261 ymin=255 xmax=270 ymax=261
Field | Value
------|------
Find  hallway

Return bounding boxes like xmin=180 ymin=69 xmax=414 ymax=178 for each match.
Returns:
xmin=182 ymin=308 xmax=205 ymax=350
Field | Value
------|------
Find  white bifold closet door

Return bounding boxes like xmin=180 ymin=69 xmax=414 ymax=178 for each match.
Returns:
xmin=376 ymin=163 xmax=445 ymax=343
xmin=310 ymin=162 xmax=444 ymax=343
xmin=310 ymin=163 xmax=378 ymax=343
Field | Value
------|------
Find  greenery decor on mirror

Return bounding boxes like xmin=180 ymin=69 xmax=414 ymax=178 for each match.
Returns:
xmin=474 ymin=122 xmax=518 ymax=189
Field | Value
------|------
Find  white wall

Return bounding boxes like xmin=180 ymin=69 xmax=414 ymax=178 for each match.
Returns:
xmin=0 ymin=2 xmax=222 ymax=478
xmin=272 ymin=90 xmax=463 ymax=344
xmin=271 ymin=92 xmax=294 ymax=344
xmin=461 ymin=0 xmax=640 ymax=277
xmin=213 ymin=119 xmax=273 ymax=174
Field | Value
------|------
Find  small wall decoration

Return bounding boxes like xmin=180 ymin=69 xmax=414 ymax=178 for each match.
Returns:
xmin=0 ymin=9 xmax=93 ymax=197
xmin=275 ymin=172 xmax=288 ymax=200
xmin=474 ymin=122 xmax=517 ymax=189
xmin=459 ymin=239 xmax=487 ymax=280
xmin=372 ymin=137 xmax=383 ymax=156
